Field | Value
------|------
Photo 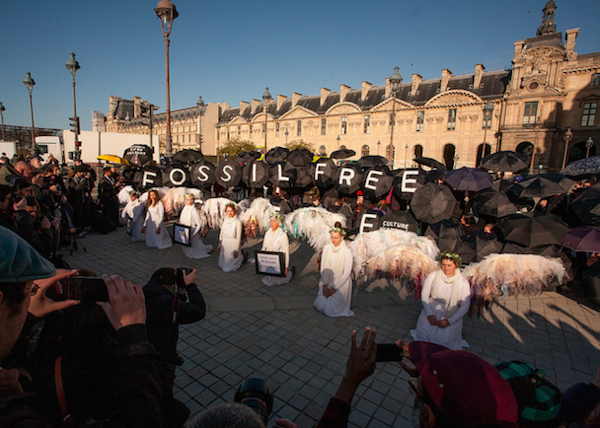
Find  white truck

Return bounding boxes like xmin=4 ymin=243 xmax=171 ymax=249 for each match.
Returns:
xmin=35 ymin=135 xmax=65 ymax=163
xmin=0 ymin=141 xmax=18 ymax=160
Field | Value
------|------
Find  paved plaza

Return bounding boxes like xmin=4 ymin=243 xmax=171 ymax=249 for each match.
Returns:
xmin=65 ymin=228 xmax=600 ymax=428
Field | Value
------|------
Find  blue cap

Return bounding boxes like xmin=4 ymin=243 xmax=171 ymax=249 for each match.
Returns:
xmin=0 ymin=226 xmax=56 ymax=283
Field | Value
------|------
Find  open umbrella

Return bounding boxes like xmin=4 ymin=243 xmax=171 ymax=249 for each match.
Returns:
xmin=410 ymin=182 xmax=457 ymax=224
xmin=445 ymin=167 xmax=493 ymax=192
xmin=357 ymin=155 xmax=388 ymax=168
xmin=560 ymin=225 xmax=600 ymax=252
xmin=285 ymin=163 xmax=313 ymax=188
xmin=269 ymin=161 xmax=296 ymax=188
xmin=424 ymin=219 xmax=463 ymax=252
xmin=287 ymin=148 xmax=314 ymax=167
xmin=392 ymin=168 xmax=427 ymax=200
xmin=215 ymin=159 xmax=242 ymax=189
xmin=172 ymin=149 xmax=203 ymax=164
xmin=561 ymin=156 xmax=600 ymax=177
xmin=190 ymin=160 xmax=216 ymax=189
xmin=242 ymin=160 xmax=270 ymax=189
xmin=570 ymin=183 xmax=600 ymax=226
xmin=336 ymin=164 xmax=362 ymax=195
xmin=472 ymin=188 xmax=517 ymax=219
xmin=313 ymin=158 xmax=339 ymax=188
xmin=512 ymin=174 xmax=574 ymax=199
xmin=455 ymin=231 xmax=503 ymax=264
xmin=361 ymin=165 xmax=393 ymax=200
xmin=413 ymin=157 xmax=446 ymax=170
xmin=491 ymin=179 xmax=515 ymax=193
xmin=500 ymin=212 xmax=570 ymax=248
xmin=479 ymin=151 xmax=529 ymax=173
xmin=330 ymin=148 xmax=356 ymax=160
xmin=379 ymin=210 xmax=419 ymax=233
xmin=97 ymin=154 xmax=130 ymax=166
xmin=237 ymin=151 xmax=262 ymax=164
xmin=123 ymin=144 xmax=154 ymax=167
xmin=265 ymin=147 xmax=290 ymax=165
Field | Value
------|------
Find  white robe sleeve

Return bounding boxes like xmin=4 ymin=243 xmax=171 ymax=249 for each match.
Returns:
xmin=420 ymin=273 xmax=436 ymax=318
xmin=143 ymin=209 xmax=150 ymax=227
xmin=447 ymin=279 xmax=471 ymax=325
xmin=281 ymin=233 xmax=290 ymax=268
xmin=190 ymin=208 xmax=202 ymax=236
xmin=156 ymin=202 xmax=165 ymax=228
xmin=133 ymin=202 xmax=146 ymax=222
xmin=234 ymin=218 xmax=242 ymax=251
xmin=332 ymin=248 xmax=353 ymax=291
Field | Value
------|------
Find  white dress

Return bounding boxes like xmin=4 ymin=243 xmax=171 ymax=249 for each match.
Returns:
xmin=179 ymin=205 xmax=212 ymax=259
xmin=122 ymin=199 xmax=146 ymax=242
xmin=314 ymin=241 xmax=354 ymax=317
xmin=410 ymin=269 xmax=471 ymax=350
xmin=143 ymin=201 xmax=173 ymax=249
xmin=261 ymin=227 xmax=292 ymax=286
xmin=218 ymin=216 xmax=243 ymax=272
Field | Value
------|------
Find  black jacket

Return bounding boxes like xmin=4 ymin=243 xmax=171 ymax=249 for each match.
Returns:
xmin=144 ymin=281 xmax=206 ymax=364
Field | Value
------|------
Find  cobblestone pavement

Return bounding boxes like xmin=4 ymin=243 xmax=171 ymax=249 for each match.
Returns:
xmin=65 ymin=228 xmax=600 ymax=428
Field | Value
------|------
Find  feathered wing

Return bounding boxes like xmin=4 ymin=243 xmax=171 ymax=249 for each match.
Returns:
xmin=139 ymin=186 xmax=169 ymax=205
xmin=238 ymin=197 xmax=277 ymax=240
xmin=284 ymin=207 xmax=346 ymax=251
xmin=162 ymin=187 xmax=203 ymax=219
xmin=363 ymin=245 xmax=437 ymax=284
xmin=202 ymin=198 xmax=237 ymax=230
xmin=117 ymin=185 xmax=134 ymax=206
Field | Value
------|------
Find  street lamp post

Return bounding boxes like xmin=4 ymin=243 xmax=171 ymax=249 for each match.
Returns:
xmin=530 ymin=116 xmax=542 ymax=171
xmin=336 ymin=134 xmax=341 ymax=149
xmin=561 ymin=128 xmax=573 ymax=169
xmin=586 ymin=137 xmax=595 ymax=158
xmin=262 ymin=87 xmax=272 ymax=152
xmin=215 ymin=123 xmax=221 ymax=159
xmin=23 ymin=72 xmax=36 ymax=155
xmin=155 ymin=0 xmax=178 ymax=160
xmin=482 ymin=100 xmax=493 ymax=152
xmin=196 ymin=96 xmax=204 ymax=151
xmin=404 ymin=143 xmax=409 ymax=168
xmin=377 ymin=139 xmax=381 ymax=155
xmin=388 ymin=67 xmax=403 ymax=163
xmin=0 ymin=102 xmax=5 ymax=141
xmin=285 ymin=128 xmax=289 ymax=146
xmin=65 ymin=52 xmax=81 ymax=157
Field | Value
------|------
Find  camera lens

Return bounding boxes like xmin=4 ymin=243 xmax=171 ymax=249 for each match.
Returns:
xmin=234 ymin=378 xmax=273 ymax=426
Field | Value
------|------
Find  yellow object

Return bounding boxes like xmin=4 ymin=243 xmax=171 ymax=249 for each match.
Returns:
xmin=97 ymin=154 xmax=131 ymax=165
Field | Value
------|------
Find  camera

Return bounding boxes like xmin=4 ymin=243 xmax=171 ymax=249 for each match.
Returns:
xmin=376 ymin=343 xmax=404 ymax=362
xmin=48 ymin=276 xmax=109 ymax=302
xmin=176 ymin=267 xmax=193 ymax=289
xmin=234 ymin=378 xmax=273 ymax=426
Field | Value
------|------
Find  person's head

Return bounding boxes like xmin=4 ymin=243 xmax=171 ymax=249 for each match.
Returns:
xmin=103 ymin=166 xmax=112 ymax=176
xmin=357 ymin=190 xmax=364 ymax=205
xmin=440 ymin=251 xmax=461 ymax=276
xmin=74 ymin=159 xmax=83 ymax=166
xmin=28 ymin=155 xmax=43 ymax=170
xmin=0 ymin=226 xmax=56 ymax=362
xmin=24 ymin=196 xmax=38 ymax=219
xmin=269 ymin=214 xmax=283 ymax=231
xmin=14 ymin=161 xmax=34 ymax=182
xmin=129 ymin=190 xmax=140 ymax=201
xmin=330 ymin=221 xmax=346 ymax=247
xmin=188 ymin=403 xmax=264 ymax=428
xmin=407 ymin=341 xmax=518 ymax=428
xmin=225 ymin=203 xmax=236 ymax=217
xmin=148 ymin=189 xmax=159 ymax=205
xmin=150 ymin=267 xmax=178 ymax=288
xmin=185 ymin=193 xmax=195 ymax=206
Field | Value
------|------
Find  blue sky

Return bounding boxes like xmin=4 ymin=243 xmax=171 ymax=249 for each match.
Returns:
xmin=2 ymin=0 xmax=599 ymax=132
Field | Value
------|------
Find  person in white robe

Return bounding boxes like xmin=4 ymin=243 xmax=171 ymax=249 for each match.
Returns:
xmin=142 ymin=189 xmax=172 ymax=250
xmin=410 ymin=251 xmax=471 ymax=350
xmin=179 ymin=194 xmax=212 ymax=259
xmin=217 ymin=203 xmax=244 ymax=272
xmin=121 ymin=190 xmax=146 ymax=242
xmin=261 ymin=214 xmax=293 ymax=286
xmin=314 ymin=223 xmax=354 ymax=317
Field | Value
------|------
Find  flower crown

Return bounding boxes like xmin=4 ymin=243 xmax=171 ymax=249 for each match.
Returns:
xmin=330 ymin=226 xmax=347 ymax=236
xmin=270 ymin=213 xmax=284 ymax=223
xmin=440 ymin=251 xmax=462 ymax=264
xmin=225 ymin=202 xmax=236 ymax=210
xmin=129 ymin=190 xmax=140 ymax=196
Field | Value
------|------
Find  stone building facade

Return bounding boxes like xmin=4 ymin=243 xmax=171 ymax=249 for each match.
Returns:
xmin=104 ymin=1 xmax=598 ymax=171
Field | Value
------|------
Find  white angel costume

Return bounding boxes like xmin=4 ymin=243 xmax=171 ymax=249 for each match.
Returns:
xmin=314 ymin=240 xmax=354 ymax=317
xmin=122 ymin=199 xmax=146 ymax=242
xmin=218 ymin=215 xmax=243 ymax=272
xmin=143 ymin=201 xmax=173 ymax=249
xmin=179 ymin=205 xmax=212 ymax=259
xmin=410 ymin=269 xmax=471 ymax=350
xmin=261 ymin=227 xmax=292 ymax=286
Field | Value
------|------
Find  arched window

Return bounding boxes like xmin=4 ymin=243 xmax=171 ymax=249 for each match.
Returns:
xmin=361 ymin=145 xmax=370 ymax=157
xmin=319 ymin=145 xmax=327 ymax=156
xmin=443 ymin=144 xmax=456 ymax=169
xmin=414 ymin=144 xmax=423 ymax=159
xmin=569 ymin=141 xmax=597 ymax=164
xmin=516 ymin=141 xmax=534 ymax=166
xmin=386 ymin=144 xmax=395 ymax=161
xmin=476 ymin=143 xmax=492 ymax=166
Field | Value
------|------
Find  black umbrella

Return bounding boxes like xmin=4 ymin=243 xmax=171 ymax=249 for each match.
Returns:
xmin=357 ymin=155 xmax=388 ymax=168
xmin=512 ymin=174 xmax=574 ymax=199
xmin=215 ymin=159 xmax=243 ymax=189
xmin=501 ymin=242 xmax=534 ymax=254
xmin=413 ymin=157 xmax=447 ymax=170
xmin=265 ymin=147 xmax=290 ymax=165
xmin=560 ymin=225 xmax=600 ymax=252
xmin=236 ymin=151 xmax=262 ymax=164
xmin=242 ymin=160 xmax=270 ymax=189
xmin=445 ymin=167 xmax=493 ymax=192
xmin=285 ymin=163 xmax=314 ymax=188
xmin=361 ymin=165 xmax=393 ymax=200
xmin=425 ymin=169 xmax=448 ymax=183
xmin=134 ymin=165 xmax=163 ymax=189
xmin=410 ymin=182 xmax=457 ymax=224
xmin=379 ymin=210 xmax=419 ymax=233
xmin=500 ymin=212 xmax=570 ymax=248
xmin=479 ymin=151 xmax=529 ymax=173
xmin=313 ymin=158 xmax=339 ymax=188
xmin=392 ymin=168 xmax=426 ymax=200
xmin=425 ymin=220 xmax=464 ymax=252
xmin=123 ymin=144 xmax=154 ymax=167
xmin=287 ymin=148 xmax=314 ymax=167
xmin=472 ymin=189 xmax=518 ymax=219
xmin=330 ymin=148 xmax=356 ymax=160
xmin=190 ymin=160 xmax=216 ymax=189
xmin=162 ymin=165 xmax=191 ymax=187
xmin=491 ymin=179 xmax=515 ymax=193
xmin=570 ymin=184 xmax=600 ymax=226
xmin=454 ymin=231 xmax=503 ymax=264
xmin=269 ymin=161 xmax=296 ymax=188
xmin=561 ymin=156 xmax=600 ymax=177
xmin=336 ymin=164 xmax=362 ymax=195
xmin=172 ymin=149 xmax=203 ymax=164
xmin=355 ymin=209 xmax=384 ymax=234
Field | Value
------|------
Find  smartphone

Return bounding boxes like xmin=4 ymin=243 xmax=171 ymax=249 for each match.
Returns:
xmin=62 ymin=276 xmax=109 ymax=302
xmin=376 ymin=343 xmax=404 ymax=362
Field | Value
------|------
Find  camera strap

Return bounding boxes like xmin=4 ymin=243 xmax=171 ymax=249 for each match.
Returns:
xmin=54 ymin=354 xmax=74 ymax=428
xmin=171 ymin=297 xmax=181 ymax=324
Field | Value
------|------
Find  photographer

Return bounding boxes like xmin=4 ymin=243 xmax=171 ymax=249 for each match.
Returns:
xmin=144 ymin=267 xmax=206 ymax=427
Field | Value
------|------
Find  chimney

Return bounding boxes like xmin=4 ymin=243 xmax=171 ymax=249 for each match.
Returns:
xmin=440 ymin=69 xmax=452 ymax=92
xmin=251 ymin=99 xmax=261 ymax=114
xmin=411 ymin=74 xmax=422 ymax=95
xmin=474 ymin=64 xmax=485 ymax=89
xmin=133 ymin=96 xmax=142 ymax=118
xmin=361 ymin=81 xmax=372 ymax=101
xmin=277 ymin=94 xmax=287 ymax=110
xmin=565 ymin=28 xmax=579 ymax=60
xmin=514 ymin=40 xmax=525 ymax=59
xmin=385 ymin=78 xmax=391 ymax=98
xmin=320 ymin=88 xmax=331 ymax=105
xmin=240 ymin=101 xmax=249 ymax=114
xmin=340 ymin=84 xmax=351 ymax=103
xmin=109 ymin=95 xmax=121 ymax=118
xmin=291 ymin=92 xmax=302 ymax=109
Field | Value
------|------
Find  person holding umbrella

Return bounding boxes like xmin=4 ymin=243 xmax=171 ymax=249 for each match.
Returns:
xmin=410 ymin=251 xmax=471 ymax=350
